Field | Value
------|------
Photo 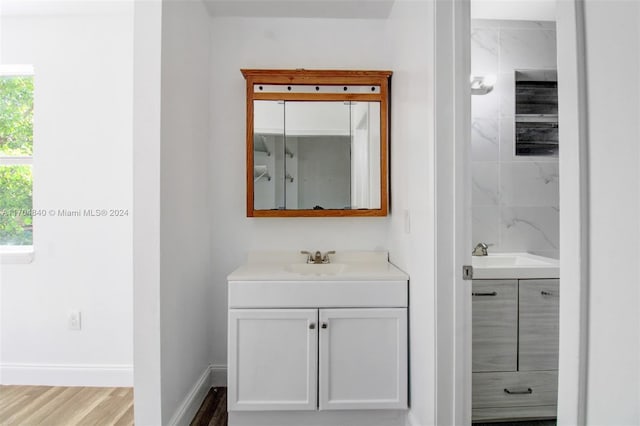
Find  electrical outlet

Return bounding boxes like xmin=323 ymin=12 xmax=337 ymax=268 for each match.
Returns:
xmin=68 ymin=310 xmax=82 ymax=331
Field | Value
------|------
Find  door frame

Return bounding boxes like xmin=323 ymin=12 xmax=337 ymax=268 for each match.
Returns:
xmin=433 ymin=0 xmax=589 ymax=424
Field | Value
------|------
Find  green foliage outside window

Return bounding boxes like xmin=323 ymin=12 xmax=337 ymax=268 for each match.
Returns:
xmin=0 ymin=76 xmax=34 ymax=245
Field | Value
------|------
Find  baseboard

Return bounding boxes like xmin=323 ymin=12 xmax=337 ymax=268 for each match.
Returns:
xmin=211 ymin=364 xmax=227 ymax=387
xmin=406 ymin=410 xmax=423 ymax=426
xmin=0 ymin=363 xmax=133 ymax=387
xmin=168 ymin=364 xmax=213 ymax=426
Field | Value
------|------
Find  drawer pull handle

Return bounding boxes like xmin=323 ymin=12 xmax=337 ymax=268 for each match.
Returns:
xmin=541 ymin=291 xmax=554 ymax=296
xmin=472 ymin=291 xmax=497 ymax=297
xmin=504 ymin=387 xmax=533 ymax=395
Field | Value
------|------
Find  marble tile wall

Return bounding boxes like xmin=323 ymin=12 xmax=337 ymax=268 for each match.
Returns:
xmin=471 ymin=19 xmax=559 ymax=259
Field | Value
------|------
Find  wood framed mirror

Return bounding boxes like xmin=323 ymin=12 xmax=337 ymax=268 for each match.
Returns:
xmin=242 ymin=69 xmax=392 ymax=217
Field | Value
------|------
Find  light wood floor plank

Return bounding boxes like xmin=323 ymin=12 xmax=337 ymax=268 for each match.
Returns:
xmin=0 ymin=385 xmax=133 ymax=426
xmin=24 ymin=386 xmax=86 ymax=425
xmin=0 ymin=386 xmax=48 ymax=412
xmin=0 ymin=386 xmax=27 ymax=411
xmin=112 ymin=403 xmax=134 ymax=426
xmin=37 ymin=387 xmax=111 ymax=426
xmin=1 ymin=386 xmax=67 ymax=425
xmin=77 ymin=394 xmax=133 ymax=426
xmin=0 ymin=395 xmax=30 ymax=422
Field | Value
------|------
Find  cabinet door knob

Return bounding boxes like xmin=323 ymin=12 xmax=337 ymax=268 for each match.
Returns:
xmin=309 ymin=323 xmax=316 ymax=330
xmin=504 ymin=387 xmax=533 ymax=395
xmin=541 ymin=290 xmax=554 ymax=296
xmin=321 ymin=322 xmax=328 ymax=329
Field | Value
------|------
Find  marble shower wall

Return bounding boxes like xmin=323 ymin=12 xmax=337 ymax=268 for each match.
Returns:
xmin=471 ymin=19 xmax=559 ymax=259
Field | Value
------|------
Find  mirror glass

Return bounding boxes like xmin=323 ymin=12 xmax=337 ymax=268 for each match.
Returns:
xmin=253 ymin=100 xmax=381 ymax=211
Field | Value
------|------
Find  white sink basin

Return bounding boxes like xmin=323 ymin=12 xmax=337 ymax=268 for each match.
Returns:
xmin=227 ymin=250 xmax=409 ymax=282
xmin=472 ymin=252 xmax=559 ymax=279
xmin=472 ymin=253 xmax=551 ymax=268
xmin=284 ymin=263 xmax=346 ymax=276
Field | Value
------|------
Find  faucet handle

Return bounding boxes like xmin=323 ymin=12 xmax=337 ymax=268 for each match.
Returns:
xmin=472 ymin=242 xmax=491 ymax=256
xmin=300 ymin=250 xmax=313 ymax=263
xmin=322 ymin=251 xmax=336 ymax=263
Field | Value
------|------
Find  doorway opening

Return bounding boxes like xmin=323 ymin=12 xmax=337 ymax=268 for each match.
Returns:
xmin=469 ymin=8 xmax=560 ymax=424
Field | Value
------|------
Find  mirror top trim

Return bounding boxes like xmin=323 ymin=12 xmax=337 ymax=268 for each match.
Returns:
xmin=252 ymin=92 xmax=382 ymax=102
xmin=243 ymin=69 xmax=391 ymax=218
xmin=254 ymin=84 xmax=381 ymax=94
xmin=241 ymin=69 xmax=392 ymax=85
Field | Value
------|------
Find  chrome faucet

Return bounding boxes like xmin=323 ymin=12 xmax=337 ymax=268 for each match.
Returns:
xmin=472 ymin=242 xmax=489 ymax=256
xmin=301 ymin=250 xmax=335 ymax=264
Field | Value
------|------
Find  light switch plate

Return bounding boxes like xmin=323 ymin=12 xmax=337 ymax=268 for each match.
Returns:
xmin=68 ymin=310 xmax=81 ymax=331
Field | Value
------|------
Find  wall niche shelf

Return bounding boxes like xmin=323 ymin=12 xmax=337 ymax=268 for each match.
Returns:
xmin=514 ymin=70 xmax=558 ymax=157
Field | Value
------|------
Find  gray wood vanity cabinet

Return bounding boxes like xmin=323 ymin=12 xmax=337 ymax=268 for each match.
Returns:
xmin=472 ymin=279 xmax=559 ymax=422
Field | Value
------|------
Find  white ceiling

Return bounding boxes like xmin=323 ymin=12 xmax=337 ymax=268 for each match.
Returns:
xmin=0 ymin=0 xmax=133 ymax=16
xmin=203 ymin=0 xmax=395 ymax=19
xmin=204 ymin=0 xmax=555 ymax=21
xmin=0 ymin=0 xmax=555 ymax=22
xmin=471 ymin=0 xmax=556 ymax=21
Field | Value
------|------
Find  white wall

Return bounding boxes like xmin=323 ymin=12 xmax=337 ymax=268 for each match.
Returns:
xmin=208 ymin=8 xmax=439 ymax=426
xmin=208 ymin=16 xmax=392 ymax=367
xmin=471 ymin=19 xmax=559 ymax=259
xmin=132 ymin=0 xmax=162 ymax=423
xmin=582 ymin=1 xmax=640 ymax=424
xmin=159 ymin=0 xmax=212 ymax=423
xmin=0 ymin=3 xmax=134 ymax=386
xmin=133 ymin=2 xmax=213 ymax=423
xmin=386 ymin=2 xmax=436 ymax=425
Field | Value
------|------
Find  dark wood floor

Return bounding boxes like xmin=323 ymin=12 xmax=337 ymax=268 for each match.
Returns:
xmin=475 ymin=421 xmax=556 ymax=426
xmin=190 ymin=387 xmax=556 ymax=426
xmin=191 ymin=387 xmax=227 ymax=426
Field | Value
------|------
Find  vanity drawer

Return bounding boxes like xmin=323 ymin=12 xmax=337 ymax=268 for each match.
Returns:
xmin=472 ymin=405 xmax=557 ymax=423
xmin=472 ymin=280 xmax=518 ymax=372
xmin=472 ymin=371 xmax=558 ymax=409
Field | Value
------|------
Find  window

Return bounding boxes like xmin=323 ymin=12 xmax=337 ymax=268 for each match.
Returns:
xmin=0 ymin=66 xmax=34 ymax=249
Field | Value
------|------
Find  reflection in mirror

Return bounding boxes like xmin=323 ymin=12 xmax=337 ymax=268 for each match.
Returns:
xmin=253 ymin=101 xmax=284 ymax=210
xmin=253 ymin=101 xmax=381 ymax=211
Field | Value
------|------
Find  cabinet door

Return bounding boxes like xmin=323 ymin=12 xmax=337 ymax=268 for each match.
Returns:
xmin=472 ymin=280 xmax=518 ymax=372
xmin=228 ymin=309 xmax=318 ymax=411
xmin=318 ymin=308 xmax=407 ymax=410
xmin=519 ymin=279 xmax=559 ymax=371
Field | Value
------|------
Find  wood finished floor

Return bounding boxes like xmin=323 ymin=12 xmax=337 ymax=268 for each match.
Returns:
xmin=0 ymin=385 xmax=133 ymax=426
xmin=191 ymin=388 xmax=556 ymax=426
xmin=1 ymin=385 xmax=553 ymax=426
xmin=191 ymin=387 xmax=227 ymax=426
xmin=475 ymin=421 xmax=556 ymax=426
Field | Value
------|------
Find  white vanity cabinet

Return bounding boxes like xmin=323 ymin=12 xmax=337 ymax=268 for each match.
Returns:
xmin=228 ymin=307 xmax=407 ymax=412
xmin=319 ymin=308 xmax=407 ymax=410
xmin=228 ymin=309 xmax=318 ymax=411
xmin=472 ymin=278 xmax=559 ymax=422
xmin=227 ymin=251 xmax=409 ymax=426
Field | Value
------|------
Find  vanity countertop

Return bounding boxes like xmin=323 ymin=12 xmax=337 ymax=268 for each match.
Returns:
xmin=227 ymin=250 xmax=409 ymax=282
xmin=227 ymin=251 xmax=408 ymax=308
xmin=471 ymin=252 xmax=559 ymax=279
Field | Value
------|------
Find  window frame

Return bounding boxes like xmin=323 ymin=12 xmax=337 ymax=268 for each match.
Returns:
xmin=0 ymin=65 xmax=35 ymax=263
